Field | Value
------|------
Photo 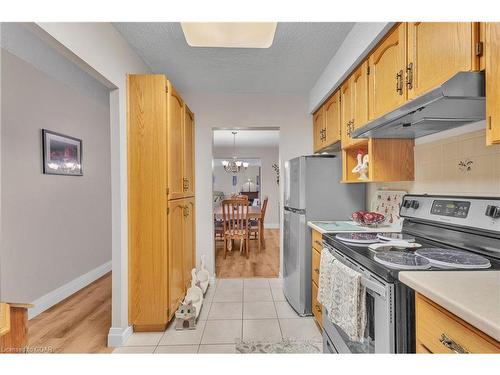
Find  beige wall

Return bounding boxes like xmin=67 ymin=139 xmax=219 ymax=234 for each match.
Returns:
xmin=368 ymin=123 xmax=500 ymax=206
xmin=1 ymin=49 xmax=111 ymax=305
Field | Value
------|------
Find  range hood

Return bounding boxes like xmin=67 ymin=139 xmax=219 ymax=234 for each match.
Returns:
xmin=352 ymin=72 xmax=485 ymax=139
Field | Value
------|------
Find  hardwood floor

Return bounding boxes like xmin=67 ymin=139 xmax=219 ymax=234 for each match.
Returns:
xmin=27 ymin=273 xmax=112 ymax=353
xmin=215 ymin=228 xmax=280 ymax=278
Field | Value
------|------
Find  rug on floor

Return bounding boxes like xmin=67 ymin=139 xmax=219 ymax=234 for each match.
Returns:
xmin=235 ymin=338 xmax=322 ymax=354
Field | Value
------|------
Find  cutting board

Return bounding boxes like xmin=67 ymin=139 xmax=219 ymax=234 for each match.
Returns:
xmin=313 ymin=221 xmax=366 ymax=232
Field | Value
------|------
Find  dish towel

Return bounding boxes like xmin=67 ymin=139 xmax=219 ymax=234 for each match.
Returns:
xmin=328 ymin=260 xmax=367 ymax=342
xmin=317 ymin=248 xmax=335 ymax=311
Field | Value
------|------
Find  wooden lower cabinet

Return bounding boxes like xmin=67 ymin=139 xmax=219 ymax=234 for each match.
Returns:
xmin=182 ymin=197 xmax=196 ymax=290
xmin=415 ymin=293 xmax=500 ymax=354
xmin=168 ymin=200 xmax=186 ymax=320
xmin=312 ymin=281 xmax=322 ymax=330
xmin=311 ymin=230 xmax=323 ymax=330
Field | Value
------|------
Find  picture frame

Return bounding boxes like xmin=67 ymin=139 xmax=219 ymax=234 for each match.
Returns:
xmin=42 ymin=129 xmax=83 ymax=176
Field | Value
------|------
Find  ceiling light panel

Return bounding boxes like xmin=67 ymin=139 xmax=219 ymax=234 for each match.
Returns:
xmin=181 ymin=22 xmax=277 ymax=48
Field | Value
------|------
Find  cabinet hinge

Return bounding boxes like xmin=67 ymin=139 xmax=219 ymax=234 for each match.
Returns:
xmin=366 ymin=66 xmax=370 ymax=75
xmin=167 ymin=207 xmax=170 ymax=214
xmin=475 ymin=42 xmax=484 ymax=57
xmin=165 ymin=86 xmax=169 ymax=93
xmin=167 ymin=187 xmax=170 ymax=195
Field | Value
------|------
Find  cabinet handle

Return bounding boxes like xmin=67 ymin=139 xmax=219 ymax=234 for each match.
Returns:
xmin=439 ymin=333 xmax=469 ymax=354
xmin=315 ymin=304 xmax=321 ymax=312
xmin=406 ymin=63 xmax=413 ymax=89
xmin=314 ymin=268 xmax=319 ymax=274
xmin=396 ymin=69 xmax=404 ymax=95
xmin=183 ymin=178 xmax=189 ymax=192
xmin=488 ymin=116 xmax=492 ymax=130
xmin=314 ymin=240 xmax=323 ymax=247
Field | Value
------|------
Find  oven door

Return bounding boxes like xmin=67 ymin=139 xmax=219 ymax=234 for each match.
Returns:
xmin=322 ymin=246 xmax=395 ymax=354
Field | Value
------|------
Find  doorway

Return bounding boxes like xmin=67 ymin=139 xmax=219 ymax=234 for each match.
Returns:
xmin=212 ymin=129 xmax=280 ymax=278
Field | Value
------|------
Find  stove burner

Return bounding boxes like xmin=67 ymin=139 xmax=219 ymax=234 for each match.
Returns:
xmin=377 ymin=233 xmax=415 ymax=242
xmin=374 ymin=251 xmax=431 ymax=270
xmin=335 ymin=233 xmax=379 ymax=244
xmin=415 ymin=248 xmax=491 ymax=269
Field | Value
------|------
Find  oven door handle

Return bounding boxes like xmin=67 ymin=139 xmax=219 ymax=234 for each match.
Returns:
xmin=360 ymin=276 xmax=386 ymax=298
xmin=325 ymin=246 xmax=387 ymax=298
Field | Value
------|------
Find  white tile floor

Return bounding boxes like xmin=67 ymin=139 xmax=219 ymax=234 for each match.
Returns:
xmin=113 ymin=278 xmax=322 ymax=354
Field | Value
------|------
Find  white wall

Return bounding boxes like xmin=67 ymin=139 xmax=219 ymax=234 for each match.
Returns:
xmin=183 ymin=93 xmax=312 ymax=277
xmin=309 ymin=22 xmax=392 ymax=113
xmin=1 ymin=49 xmax=111 ymax=306
xmin=213 ymin=145 xmax=280 ymax=227
xmin=23 ymin=22 xmax=150 ymax=347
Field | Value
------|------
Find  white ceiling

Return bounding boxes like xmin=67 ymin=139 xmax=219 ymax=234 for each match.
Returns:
xmin=113 ymin=22 xmax=355 ymax=94
xmin=213 ymin=130 xmax=279 ymax=148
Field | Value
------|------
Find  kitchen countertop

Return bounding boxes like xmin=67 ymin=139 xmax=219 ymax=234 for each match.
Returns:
xmin=307 ymin=220 xmax=401 ymax=234
xmin=399 ymin=271 xmax=500 ymax=341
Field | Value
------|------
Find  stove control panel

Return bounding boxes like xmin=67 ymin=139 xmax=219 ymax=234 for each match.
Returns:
xmin=431 ymin=200 xmax=471 ymax=218
xmin=400 ymin=195 xmax=500 ymax=233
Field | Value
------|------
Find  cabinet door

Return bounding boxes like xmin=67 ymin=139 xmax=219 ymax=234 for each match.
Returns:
xmin=183 ymin=106 xmax=195 ymax=196
xmin=183 ymin=198 xmax=196 ymax=289
xmin=168 ymin=199 xmax=185 ymax=318
xmin=407 ymin=22 xmax=478 ymax=99
xmin=312 ymin=107 xmax=325 ymax=152
xmin=324 ymin=90 xmax=341 ymax=146
xmin=351 ymin=61 xmax=369 ymax=130
xmin=486 ymin=22 xmax=500 ymax=145
xmin=167 ymin=82 xmax=185 ymax=200
xmin=340 ymin=81 xmax=353 ymax=148
xmin=128 ymin=74 xmax=169 ymax=326
xmin=369 ymin=23 xmax=407 ymax=120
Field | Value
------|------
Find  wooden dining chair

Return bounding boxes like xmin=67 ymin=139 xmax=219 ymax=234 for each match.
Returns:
xmin=248 ymin=196 xmax=268 ymax=252
xmin=221 ymin=197 xmax=249 ymax=259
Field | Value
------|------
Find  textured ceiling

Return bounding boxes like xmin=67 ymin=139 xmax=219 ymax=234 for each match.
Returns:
xmin=213 ymin=130 xmax=279 ymax=148
xmin=113 ymin=22 xmax=354 ymax=94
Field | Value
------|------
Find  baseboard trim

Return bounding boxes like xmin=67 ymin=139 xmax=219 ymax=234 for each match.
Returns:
xmin=264 ymin=223 xmax=280 ymax=229
xmin=107 ymin=325 xmax=133 ymax=348
xmin=28 ymin=261 xmax=112 ymax=320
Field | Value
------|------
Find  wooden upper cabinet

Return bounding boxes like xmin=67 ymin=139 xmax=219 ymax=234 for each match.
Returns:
xmin=324 ymin=90 xmax=341 ymax=146
xmin=340 ymin=81 xmax=353 ymax=148
xmin=183 ymin=105 xmax=195 ymax=196
xmin=182 ymin=197 xmax=196 ymax=289
xmin=127 ymin=74 xmax=169 ymax=327
xmin=486 ymin=22 xmax=500 ymax=145
xmin=407 ymin=22 xmax=479 ymax=100
xmin=168 ymin=199 xmax=186 ymax=319
xmin=369 ymin=23 xmax=407 ymax=120
xmin=167 ymin=81 xmax=185 ymax=200
xmin=351 ymin=60 xmax=369 ymax=130
xmin=313 ymin=107 xmax=325 ymax=153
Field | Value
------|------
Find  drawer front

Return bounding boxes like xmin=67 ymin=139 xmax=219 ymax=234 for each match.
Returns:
xmin=312 ymin=281 xmax=323 ymax=329
xmin=312 ymin=247 xmax=321 ymax=286
xmin=416 ymin=294 xmax=500 ymax=354
xmin=312 ymin=230 xmax=323 ymax=252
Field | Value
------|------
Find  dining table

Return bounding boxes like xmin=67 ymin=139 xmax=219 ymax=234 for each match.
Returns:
xmin=213 ymin=205 xmax=265 ymax=249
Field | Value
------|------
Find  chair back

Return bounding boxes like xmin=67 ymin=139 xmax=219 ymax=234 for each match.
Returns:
xmin=261 ymin=196 xmax=269 ymax=221
xmin=221 ymin=198 xmax=249 ymax=236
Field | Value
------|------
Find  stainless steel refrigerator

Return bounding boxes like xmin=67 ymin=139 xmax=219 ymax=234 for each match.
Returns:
xmin=283 ymin=155 xmax=365 ymax=315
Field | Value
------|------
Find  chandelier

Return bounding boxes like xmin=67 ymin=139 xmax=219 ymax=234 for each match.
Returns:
xmin=222 ymin=131 xmax=249 ymax=174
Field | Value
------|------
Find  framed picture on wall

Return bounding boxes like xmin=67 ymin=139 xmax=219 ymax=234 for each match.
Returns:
xmin=42 ymin=129 xmax=83 ymax=176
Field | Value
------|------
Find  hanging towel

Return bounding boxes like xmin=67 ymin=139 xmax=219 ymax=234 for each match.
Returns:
xmin=328 ymin=260 xmax=367 ymax=342
xmin=317 ymin=248 xmax=335 ymax=310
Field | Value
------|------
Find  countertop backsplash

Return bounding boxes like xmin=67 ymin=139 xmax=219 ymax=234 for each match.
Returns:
xmin=367 ymin=126 xmax=500 ymax=207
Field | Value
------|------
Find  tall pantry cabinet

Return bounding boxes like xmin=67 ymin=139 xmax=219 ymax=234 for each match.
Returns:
xmin=128 ymin=74 xmax=196 ymax=331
